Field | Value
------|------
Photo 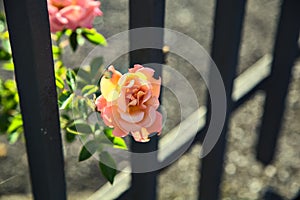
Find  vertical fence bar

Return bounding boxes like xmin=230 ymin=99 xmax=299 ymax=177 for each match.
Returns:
xmin=256 ymin=0 xmax=300 ymax=165
xmin=129 ymin=0 xmax=165 ymax=200
xmin=198 ymin=1 xmax=247 ymax=200
xmin=4 ymin=0 xmax=66 ymax=199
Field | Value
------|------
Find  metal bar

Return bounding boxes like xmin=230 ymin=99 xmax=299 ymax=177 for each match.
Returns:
xmin=199 ymin=1 xmax=247 ymax=200
xmin=129 ymin=0 xmax=165 ymax=200
xmin=256 ymin=0 xmax=300 ymax=165
xmin=3 ymin=0 xmax=66 ymax=199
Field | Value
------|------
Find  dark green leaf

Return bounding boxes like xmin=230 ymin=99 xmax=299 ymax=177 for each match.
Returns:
xmin=78 ymin=99 xmax=88 ymax=119
xmin=99 ymin=151 xmax=117 ymax=184
xmin=66 ymin=69 xmax=76 ymax=92
xmin=0 ymin=48 xmax=11 ymax=61
xmin=69 ymin=31 xmax=78 ymax=51
xmin=66 ymin=120 xmax=93 ymax=135
xmin=58 ymin=91 xmax=72 ymax=108
xmin=65 ymin=131 xmax=76 ymax=143
xmin=79 ymin=140 xmax=99 ymax=162
xmin=60 ymin=93 xmax=74 ymax=110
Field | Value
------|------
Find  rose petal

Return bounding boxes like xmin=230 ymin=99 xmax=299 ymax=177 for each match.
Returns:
xmin=120 ymin=111 xmax=144 ymax=123
xmin=146 ymin=111 xmax=162 ymax=134
xmin=137 ymin=106 xmax=157 ymax=128
xmin=113 ymin=126 xmax=128 ymax=137
xmin=131 ymin=128 xmax=150 ymax=142
xmin=60 ymin=6 xmax=83 ymax=30
xmin=108 ymin=65 xmax=122 ymax=85
xmin=101 ymin=106 xmax=114 ymax=127
xmin=100 ymin=66 xmax=122 ymax=101
xmin=129 ymin=64 xmax=143 ymax=73
xmin=111 ymin=108 xmax=141 ymax=132
xmin=150 ymin=77 xmax=161 ymax=98
xmin=118 ymin=89 xmax=128 ymax=112
xmin=137 ymin=67 xmax=155 ymax=79
xmin=145 ymin=97 xmax=160 ymax=110
xmin=141 ymin=90 xmax=151 ymax=105
xmin=95 ymin=95 xmax=106 ymax=112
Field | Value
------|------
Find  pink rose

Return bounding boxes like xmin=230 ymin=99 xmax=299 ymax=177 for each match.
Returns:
xmin=47 ymin=0 xmax=103 ymax=33
xmin=95 ymin=65 xmax=162 ymax=142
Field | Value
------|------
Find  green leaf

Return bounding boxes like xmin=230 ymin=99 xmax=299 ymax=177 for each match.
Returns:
xmin=99 ymin=151 xmax=117 ymax=184
xmin=55 ymin=74 xmax=64 ymax=89
xmin=7 ymin=114 xmax=23 ymax=134
xmin=64 ymin=29 xmax=73 ymax=37
xmin=2 ymin=62 xmax=14 ymax=71
xmin=103 ymin=127 xmax=114 ymax=140
xmin=4 ymin=79 xmax=17 ymax=92
xmin=0 ymin=47 xmax=11 ymax=61
xmin=77 ymin=34 xmax=85 ymax=46
xmin=52 ymin=45 xmax=61 ymax=55
xmin=78 ymin=99 xmax=89 ymax=119
xmin=60 ymin=93 xmax=74 ymax=110
xmin=103 ymin=127 xmax=127 ymax=150
xmin=112 ymin=137 xmax=127 ymax=150
xmin=58 ymin=91 xmax=72 ymax=109
xmin=82 ymin=28 xmax=107 ymax=46
xmin=69 ymin=31 xmax=78 ymax=51
xmin=2 ymin=39 xmax=11 ymax=54
xmin=66 ymin=120 xmax=93 ymax=135
xmin=79 ymin=140 xmax=99 ymax=162
xmin=66 ymin=69 xmax=76 ymax=92
xmin=82 ymin=85 xmax=98 ymax=97
xmin=65 ymin=131 xmax=76 ymax=143
xmin=55 ymin=30 xmax=65 ymax=42
xmin=8 ymin=130 xmax=22 ymax=144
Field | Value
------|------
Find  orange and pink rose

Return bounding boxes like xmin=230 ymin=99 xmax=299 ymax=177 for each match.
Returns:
xmin=47 ymin=0 xmax=103 ymax=33
xmin=95 ymin=65 xmax=162 ymax=142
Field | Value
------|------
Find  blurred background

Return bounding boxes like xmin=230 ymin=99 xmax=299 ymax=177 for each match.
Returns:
xmin=0 ymin=0 xmax=299 ymax=199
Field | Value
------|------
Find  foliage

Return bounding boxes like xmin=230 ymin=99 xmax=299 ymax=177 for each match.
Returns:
xmin=0 ymin=14 xmax=125 ymax=184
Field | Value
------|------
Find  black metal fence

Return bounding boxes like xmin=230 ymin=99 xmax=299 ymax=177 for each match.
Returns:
xmin=3 ymin=0 xmax=300 ymax=199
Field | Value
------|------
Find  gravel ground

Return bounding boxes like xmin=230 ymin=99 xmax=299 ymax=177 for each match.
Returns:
xmin=1 ymin=0 xmax=300 ymax=199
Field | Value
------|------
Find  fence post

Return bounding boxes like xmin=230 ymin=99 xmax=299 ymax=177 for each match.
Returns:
xmin=256 ymin=0 xmax=300 ymax=165
xmin=4 ymin=0 xmax=66 ymax=199
xmin=128 ymin=0 xmax=165 ymax=200
xmin=199 ymin=0 xmax=247 ymax=200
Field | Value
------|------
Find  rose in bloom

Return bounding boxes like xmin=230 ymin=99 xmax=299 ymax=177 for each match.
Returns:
xmin=47 ymin=0 xmax=103 ymax=33
xmin=95 ymin=65 xmax=162 ymax=142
